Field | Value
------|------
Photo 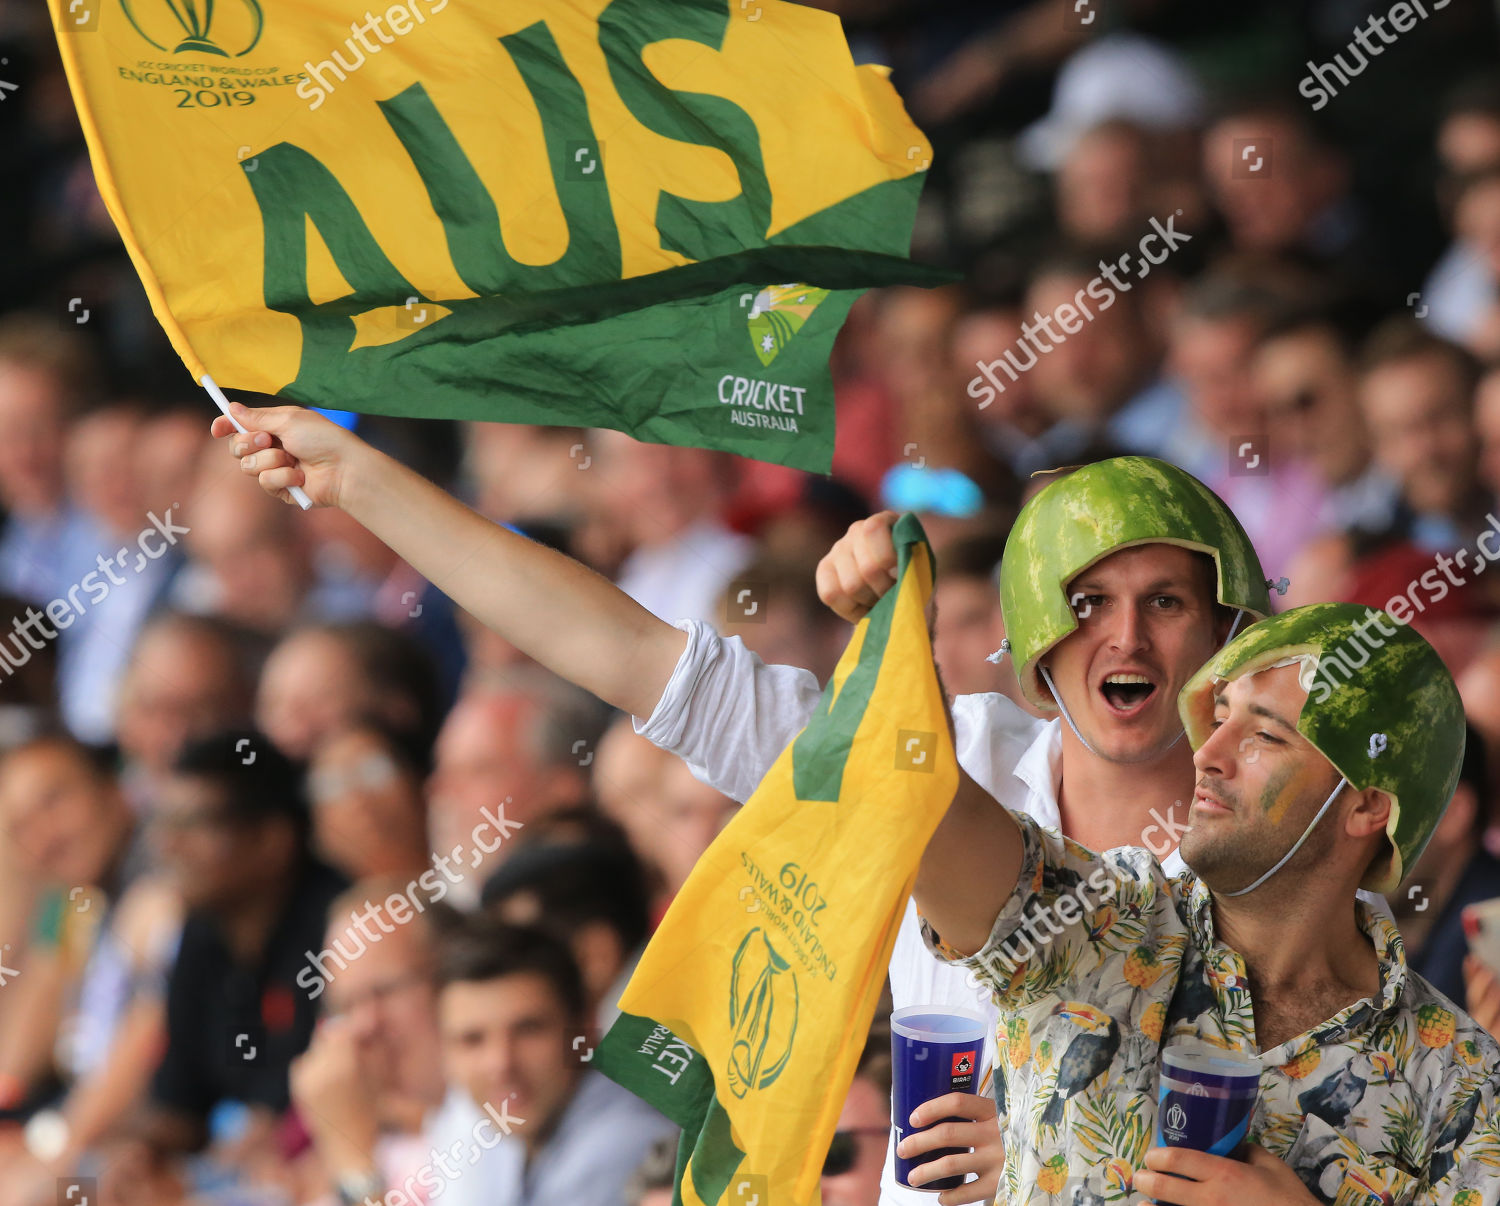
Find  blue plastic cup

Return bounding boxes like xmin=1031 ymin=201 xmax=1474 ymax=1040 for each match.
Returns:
xmin=1155 ymin=1043 xmax=1261 ymax=1159
xmin=890 ymin=1005 xmax=989 ymax=1192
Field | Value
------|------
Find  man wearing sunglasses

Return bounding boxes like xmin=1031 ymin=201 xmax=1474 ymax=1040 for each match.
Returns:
xmin=1248 ymin=311 xmax=1396 ymax=541
xmin=823 ymin=1027 xmax=900 ymax=1206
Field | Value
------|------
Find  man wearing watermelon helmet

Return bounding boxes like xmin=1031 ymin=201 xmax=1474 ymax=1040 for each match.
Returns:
xmin=914 ymin=602 xmax=1500 ymax=1205
xmin=221 ymin=407 xmax=1288 ymax=1203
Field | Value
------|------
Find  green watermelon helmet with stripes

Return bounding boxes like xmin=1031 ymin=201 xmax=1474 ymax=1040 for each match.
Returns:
xmin=998 ymin=456 xmax=1272 ymax=711
xmin=1178 ymin=602 xmax=1464 ymax=895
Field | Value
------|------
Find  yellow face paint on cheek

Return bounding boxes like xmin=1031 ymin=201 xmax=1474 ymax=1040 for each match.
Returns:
xmin=1260 ymin=765 xmax=1302 ymax=827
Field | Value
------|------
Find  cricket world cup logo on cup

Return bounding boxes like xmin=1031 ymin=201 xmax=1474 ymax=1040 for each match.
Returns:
xmin=120 ymin=0 xmax=265 ymax=56
xmin=726 ymin=927 xmax=799 ymax=1099
xmin=1165 ymin=1102 xmax=1188 ymax=1140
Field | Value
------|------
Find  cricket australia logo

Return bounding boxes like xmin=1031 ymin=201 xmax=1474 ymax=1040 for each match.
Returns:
xmin=121 ymin=0 xmax=264 ymax=56
xmin=746 ymin=284 xmax=830 ymax=366
xmin=727 ymin=926 xmax=799 ymax=1098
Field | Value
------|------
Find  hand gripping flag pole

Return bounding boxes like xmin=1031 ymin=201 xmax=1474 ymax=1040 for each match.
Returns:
xmin=201 ymin=375 xmax=313 ymax=512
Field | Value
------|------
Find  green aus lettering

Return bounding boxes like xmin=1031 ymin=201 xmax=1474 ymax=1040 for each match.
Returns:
xmin=245 ymin=18 xmax=621 ymax=377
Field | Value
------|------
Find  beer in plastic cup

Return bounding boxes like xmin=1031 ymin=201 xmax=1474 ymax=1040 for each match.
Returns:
xmin=890 ymin=1005 xmax=990 ymax=1192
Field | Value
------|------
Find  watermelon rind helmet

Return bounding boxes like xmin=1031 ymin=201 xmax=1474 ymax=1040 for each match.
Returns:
xmin=998 ymin=457 xmax=1272 ymax=711
xmin=1178 ymin=601 xmax=1465 ymax=896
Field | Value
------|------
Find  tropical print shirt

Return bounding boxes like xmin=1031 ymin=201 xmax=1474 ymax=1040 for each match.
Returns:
xmin=920 ymin=812 xmax=1500 ymax=1206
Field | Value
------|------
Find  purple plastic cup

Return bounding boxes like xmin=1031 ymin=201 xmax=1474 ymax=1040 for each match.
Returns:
xmin=890 ymin=1005 xmax=989 ymax=1192
xmin=1155 ymin=1043 xmax=1261 ymax=1159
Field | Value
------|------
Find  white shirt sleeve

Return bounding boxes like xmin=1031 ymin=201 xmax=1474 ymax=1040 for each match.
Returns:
xmin=632 ymin=619 xmax=826 ymax=804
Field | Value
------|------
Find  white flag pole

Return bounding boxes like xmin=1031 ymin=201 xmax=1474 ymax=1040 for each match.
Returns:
xmin=201 ymin=375 xmax=314 ymax=511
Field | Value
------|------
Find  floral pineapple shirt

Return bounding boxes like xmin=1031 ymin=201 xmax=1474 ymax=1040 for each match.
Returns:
xmin=920 ymin=812 xmax=1500 ymax=1206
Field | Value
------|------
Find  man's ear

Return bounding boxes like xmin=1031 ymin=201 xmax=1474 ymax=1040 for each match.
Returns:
xmin=1345 ymin=786 xmax=1393 ymax=840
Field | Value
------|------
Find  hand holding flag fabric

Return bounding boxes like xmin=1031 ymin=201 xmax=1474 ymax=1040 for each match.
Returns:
xmin=594 ymin=514 xmax=959 ymax=1206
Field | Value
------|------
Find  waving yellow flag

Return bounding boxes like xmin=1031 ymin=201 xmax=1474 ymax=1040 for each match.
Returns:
xmin=594 ymin=514 xmax=958 ymax=1206
xmin=47 ymin=0 xmax=940 ymax=470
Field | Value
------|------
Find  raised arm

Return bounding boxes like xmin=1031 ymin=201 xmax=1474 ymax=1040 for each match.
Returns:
xmin=216 ymin=404 xmax=686 ymax=719
xmin=913 ymin=769 xmax=1026 ymax=959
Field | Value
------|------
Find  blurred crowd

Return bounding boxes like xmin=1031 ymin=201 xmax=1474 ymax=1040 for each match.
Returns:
xmin=2 ymin=0 xmax=1500 ymax=1204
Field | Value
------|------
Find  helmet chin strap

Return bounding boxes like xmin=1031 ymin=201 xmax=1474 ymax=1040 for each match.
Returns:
xmin=1221 ymin=775 xmax=1347 ymax=897
xmin=1035 ymin=608 xmax=1252 ymax=760
xmin=1038 ymin=663 xmax=1098 ymax=756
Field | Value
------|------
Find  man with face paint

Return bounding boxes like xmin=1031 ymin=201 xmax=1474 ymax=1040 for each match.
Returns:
xmin=915 ymin=602 xmax=1500 ymax=1206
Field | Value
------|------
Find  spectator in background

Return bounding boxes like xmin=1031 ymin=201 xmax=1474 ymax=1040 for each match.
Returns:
xmin=256 ymin=620 xmax=444 ymax=763
xmin=171 ymin=467 xmax=371 ymax=637
xmin=1020 ymin=253 xmax=1170 ymax=463
xmin=717 ymin=553 xmax=849 ymax=687
xmin=1054 ymin=119 xmax=1151 ymax=247
xmin=1155 ymin=269 xmax=1328 ymax=575
xmin=588 ymin=430 xmax=753 ymax=627
xmin=1356 ymin=322 xmax=1484 ymax=547
xmin=587 ymin=713 xmax=736 ymax=925
xmin=930 ymin=528 xmax=1030 ymax=711
xmin=1451 ymin=164 xmax=1500 ymax=359
xmin=1201 ymin=100 xmax=1388 ymax=301
xmin=1423 ymin=78 xmax=1500 ymax=348
xmin=425 ymin=671 xmax=604 ymax=903
xmin=821 ymin=1025 xmax=902 ymax=1206
xmin=1011 ymin=33 xmax=1204 ymax=177
xmin=1140 ymin=270 xmax=1282 ymax=480
xmin=1462 ymin=644 xmax=1500 ymax=778
xmin=1465 ymin=955 xmax=1500 ymax=1044
xmin=288 ymin=876 xmax=447 ymax=1206
xmin=1391 ymin=725 xmax=1500 ymax=1006
xmin=424 ymin=916 xmax=675 ymax=1206
xmin=864 ymin=288 xmax=1023 ymax=516
xmin=590 ymin=716 xmax=675 ymax=920
xmin=728 ymin=475 xmax=871 ymax=577
xmin=135 ymin=406 xmax=208 ymax=519
xmin=136 ymin=732 xmax=344 ymax=1163
xmin=0 ymin=317 xmax=104 ymax=608
xmin=650 ymin=758 xmax=736 ymax=902
xmin=306 ymin=722 xmax=431 ymax=883
xmin=60 ymin=402 xmax=185 ymax=743
xmin=1476 ymin=363 xmax=1500 ymax=501
xmin=0 ymin=736 xmax=140 ymax=1109
xmin=0 ymin=736 xmax=179 ymax=1203
xmin=480 ymin=820 xmax=651 ymax=1030
xmin=954 ymin=298 xmax=1057 ymax=480
xmin=113 ymin=611 xmax=254 ymax=814
xmin=0 ymin=590 xmax=60 ymax=746
xmin=1289 ymin=322 xmax=1496 ymax=669
xmin=464 ymin=422 xmax=591 ymax=526
xmin=1249 ymin=310 xmax=1397 ymax=536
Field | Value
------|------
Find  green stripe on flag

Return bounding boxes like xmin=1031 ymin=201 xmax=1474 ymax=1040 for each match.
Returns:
xmin=791 ymin=514 xmax=933 ymax=799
